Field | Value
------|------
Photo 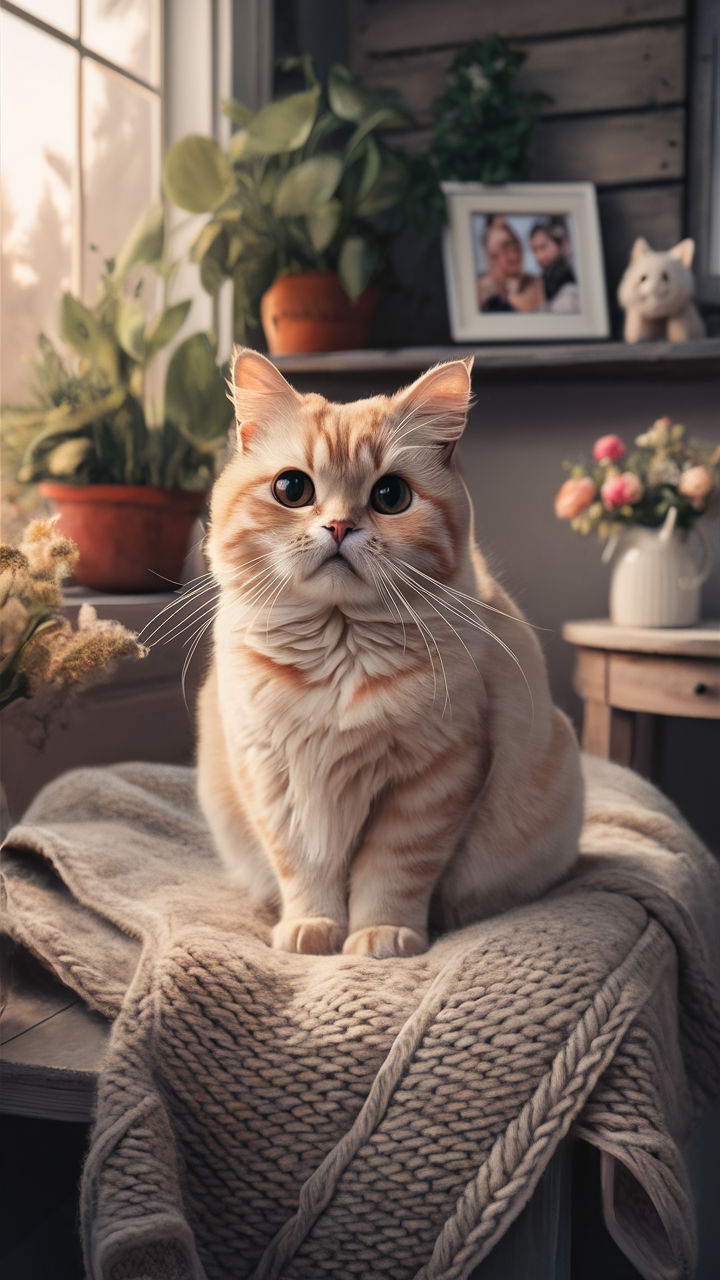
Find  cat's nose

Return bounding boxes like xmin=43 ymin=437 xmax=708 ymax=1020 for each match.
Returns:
xmin=324 ymin=520 xmax=354 ymax=544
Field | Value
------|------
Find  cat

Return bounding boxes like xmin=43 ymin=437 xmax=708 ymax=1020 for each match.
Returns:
xmin=618 ymin=237 xmax=706 ymax=344
xmin=196 ymin=348 xmax=583 ymax=959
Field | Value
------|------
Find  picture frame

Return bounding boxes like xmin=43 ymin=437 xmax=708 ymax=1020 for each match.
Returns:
xmin=441 ymin=181 xmax=609 ymax=342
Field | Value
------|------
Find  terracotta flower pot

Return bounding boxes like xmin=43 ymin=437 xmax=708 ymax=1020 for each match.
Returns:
xmin=260 ymin=270 xmax=379 ymax=355
xmin=40 ymin=483 xmax=206 ymax=593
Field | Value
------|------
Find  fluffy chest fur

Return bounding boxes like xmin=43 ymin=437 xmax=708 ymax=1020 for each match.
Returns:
xmin=214 ymin=602 xmax=487 ymax=865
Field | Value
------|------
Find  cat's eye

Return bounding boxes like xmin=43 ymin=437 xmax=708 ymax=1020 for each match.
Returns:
xmin=272 ymin=470 xmax=315 ymax=508
xmin=661 ymin=271 xmax=669 ymax=282
xmin=639 ymin=274 xmax=648 ymax=282
xmin=371 ymin=475 xmax=412 ymax=515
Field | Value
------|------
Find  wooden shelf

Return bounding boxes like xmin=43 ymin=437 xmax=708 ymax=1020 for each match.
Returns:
xmin=272 ymin=337 xmax=720 ymax=379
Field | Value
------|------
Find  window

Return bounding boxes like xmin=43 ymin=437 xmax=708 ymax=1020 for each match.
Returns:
xmin=0 ymin=0 xmax=244 ymax=408
xmin=1 ymin=1 xmax=163 ymax=403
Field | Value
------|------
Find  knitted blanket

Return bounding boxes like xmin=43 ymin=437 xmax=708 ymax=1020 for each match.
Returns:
xmin=2 ymin=756 xmax=719 ymax=1280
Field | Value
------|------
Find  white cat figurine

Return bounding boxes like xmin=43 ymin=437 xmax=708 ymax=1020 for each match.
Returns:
xmin=617 ymin=237 xmax=706 ymax=344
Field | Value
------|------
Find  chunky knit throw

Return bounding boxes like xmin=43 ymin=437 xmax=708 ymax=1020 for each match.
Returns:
xmin=2 ymin=755 xmax=719 ymax=1280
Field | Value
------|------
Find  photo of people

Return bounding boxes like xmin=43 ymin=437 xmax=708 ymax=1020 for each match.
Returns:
xmin=473 ymin=213 xmax=580 ymax=315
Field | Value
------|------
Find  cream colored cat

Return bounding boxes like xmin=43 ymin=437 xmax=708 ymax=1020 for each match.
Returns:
xmin=196 ymin=349 xmax=583 ymax=958
xmin=618 ymin=237 xmax=705 ymax=343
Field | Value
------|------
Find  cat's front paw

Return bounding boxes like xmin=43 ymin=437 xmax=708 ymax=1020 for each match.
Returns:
xmin=343 ymin=925 xmax=427 ymax=959
xmin=272 ymin=916 xmax=347 ymax=955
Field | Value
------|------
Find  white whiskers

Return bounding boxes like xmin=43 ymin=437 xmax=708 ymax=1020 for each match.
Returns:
xmin=390 ymin=557 xmax=535 ymax=720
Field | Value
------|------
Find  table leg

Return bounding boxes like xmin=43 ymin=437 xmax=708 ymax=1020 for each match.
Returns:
xmin=582 ymin=701 xmax=635 ymax=766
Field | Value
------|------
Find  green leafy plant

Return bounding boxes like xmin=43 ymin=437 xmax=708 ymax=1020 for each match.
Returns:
xmin=162 ymin=59 xmax=415 ymax=339
xmin=406 ymin=35 xmax=552 ymax=231
xmin=2 ymin=205 xmax=232 ymax=492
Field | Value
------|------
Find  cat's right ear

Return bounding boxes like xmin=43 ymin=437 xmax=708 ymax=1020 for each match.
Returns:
xmin=393 ymin=357 xmax=474 ymax=462
xmin=630 ymin=237 xmax=652 ymax=262
xmin=230 ymin=347 xmax=299 ymax=452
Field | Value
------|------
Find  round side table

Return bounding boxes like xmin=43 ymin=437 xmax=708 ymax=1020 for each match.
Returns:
xmin=562 ymin=618 xmax=720 ymax=769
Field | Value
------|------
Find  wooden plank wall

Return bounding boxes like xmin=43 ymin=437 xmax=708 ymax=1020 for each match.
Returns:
xmin=349 ymin=0 xmax=687 ymax=337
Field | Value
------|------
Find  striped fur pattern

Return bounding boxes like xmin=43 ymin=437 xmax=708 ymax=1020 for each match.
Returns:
xmin=196 ymin=349 xmax=583 ymax=958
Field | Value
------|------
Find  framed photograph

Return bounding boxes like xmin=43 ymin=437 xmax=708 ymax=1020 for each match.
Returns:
xmin=441 ymin=182 xmax=609 ymax=342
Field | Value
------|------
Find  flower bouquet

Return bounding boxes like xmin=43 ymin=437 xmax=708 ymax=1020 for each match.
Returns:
xmin=554 ymin=417 xmax=719 ymax=538
xmin=554 ymin=418 xmax=719 ymax=626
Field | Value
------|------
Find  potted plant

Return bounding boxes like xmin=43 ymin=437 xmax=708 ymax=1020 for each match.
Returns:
xmin=407 ymin=34 xmax=552 ymax=233
xmin=554 ymin=418 xmax=720 ymax=626
xmin=2 ymin=206 xmax=232 ymax=593
xmin=162 ymin=59 xmax=415 ymax=354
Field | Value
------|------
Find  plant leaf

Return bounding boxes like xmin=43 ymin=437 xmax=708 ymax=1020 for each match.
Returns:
xmin=164 ymin=333 xmax=231 ymax=445
xmin=244 ymin=86 xmax=321 ymax=156
xmin=113 ymin=204 xmax=164 ymax=281
xmin=304 ymin=111 xmax=345 ymax=157
xmin=227 ymin=129 xmax=251 ymax=161
xmin=328 ymin=64 xmax=411 ymax=125
xmin=114 ymin=298 xmax=146 ymax=361
xmin=163 ymin=136 xmax=233 ymax=213
xmin=144 ymin=300 xmax=192 ymax=356
xmin=355 ymin=149 xmax=407 ymax=215
xmin=190 ymin=220 xmax=226 ymax=264
xmin=337 ymin=236 xmax=377 ymax=301
xmin=60 ymin=293 xmax=120 ymax=383
xmin=273 ymin=155 xmax=342 ymax=217
xmin=306 ymin=200 xmax=342 ymax=253
xmin=221 ymin=98 xmax=253 ymax=126
xmin=355 ymin=137 xmax=382 ymax=203
xmin=344 ymin=108 xmax=409 ymax=160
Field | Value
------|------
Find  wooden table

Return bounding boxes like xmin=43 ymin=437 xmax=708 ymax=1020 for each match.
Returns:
xmin=0 ymin=942 xmax=107 ymax=1121
xmin=562 ymin=619 xmax=720 ymax=768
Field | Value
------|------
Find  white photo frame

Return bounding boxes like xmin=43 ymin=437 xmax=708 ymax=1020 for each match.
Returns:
xmin=441 ymin=182 xmax=609 ymax=342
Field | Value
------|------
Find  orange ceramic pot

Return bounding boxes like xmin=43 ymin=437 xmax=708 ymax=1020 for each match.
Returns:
xmin=40 ymin=483 xmax=206 ymax=593
xmin=260 ymin=271 xmax=379 ymax=354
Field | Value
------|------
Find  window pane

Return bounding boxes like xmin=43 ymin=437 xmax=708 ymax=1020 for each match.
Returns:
xmin=82 ymin=59 xmax=161 ymax=299
xmin=1 ymin=12 xmax=78 ymax=403
xmin=82 ymin=0 xmax=161 ymax=86
xmin=17 ymin=1 xmax=78 ymax=37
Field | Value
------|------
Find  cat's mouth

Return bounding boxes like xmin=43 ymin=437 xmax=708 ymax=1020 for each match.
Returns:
xmin=317 ymin=550 xmax=359 ymax=577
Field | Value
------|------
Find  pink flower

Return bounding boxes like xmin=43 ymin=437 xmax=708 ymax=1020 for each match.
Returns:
xmin=593 ymin=434 xmax=626 ymax=463
xmin=601 ymin=472 xmax=644 ymax=510
xmin=554 ymin=476 xmax=596 ymax=519
xmin=678 ymin=465 xmax=713 ymax=500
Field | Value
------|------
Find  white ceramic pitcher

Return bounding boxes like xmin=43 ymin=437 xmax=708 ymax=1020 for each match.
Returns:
xmin=603 ymin=506 xmax=712 ymax=627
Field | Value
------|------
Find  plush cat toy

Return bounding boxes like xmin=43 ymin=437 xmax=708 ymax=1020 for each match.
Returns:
xmin=618 ymin=237 xmax=706 ymax=343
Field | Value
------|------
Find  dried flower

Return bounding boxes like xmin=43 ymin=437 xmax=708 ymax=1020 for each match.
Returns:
xmin=0 ymin=517 xmax=147 ymax=734
xmin=592 ymin=434 xmax=626 ymax=463
xmin=554 ymin=476 xmax=596 ymax=519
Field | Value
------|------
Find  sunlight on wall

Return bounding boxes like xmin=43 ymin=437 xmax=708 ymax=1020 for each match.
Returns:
xmin=0 ymin=1 xmax=161 ymax=404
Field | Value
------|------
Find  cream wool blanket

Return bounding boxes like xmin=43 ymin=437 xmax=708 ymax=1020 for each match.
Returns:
xmin=2 ymin=755 xmax=720 ymax=1280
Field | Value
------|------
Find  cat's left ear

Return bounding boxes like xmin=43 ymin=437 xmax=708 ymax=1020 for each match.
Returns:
xmin=668 ymin=238 xmax=695 ymax=269
xmin=229 ymin=347 xmax=299 ymax=452
xmin=393 ymin=357 xmax=474 ymax=462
